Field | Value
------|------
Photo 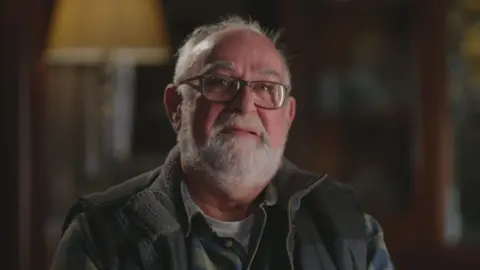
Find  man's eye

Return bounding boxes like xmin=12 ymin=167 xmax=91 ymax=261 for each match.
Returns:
xmin=257 ymin=82 xmax=276 ymax=91
xmin=205 ymin=77 xmax=234 ymax=88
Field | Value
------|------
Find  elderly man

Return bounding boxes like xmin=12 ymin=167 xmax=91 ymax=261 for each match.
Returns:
xmin=51 ymin=17 xmax=394 ymax=270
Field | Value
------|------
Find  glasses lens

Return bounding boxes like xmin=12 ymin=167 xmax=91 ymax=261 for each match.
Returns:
xmin=202 ymin=76 xmax=237 ymax=101
xmin=251 ymin=82 xmax=286 ymax=108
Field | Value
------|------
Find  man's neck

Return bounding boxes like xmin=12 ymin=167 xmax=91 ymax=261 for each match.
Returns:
xmin=183 ymin=176 xmax=264 ymax=222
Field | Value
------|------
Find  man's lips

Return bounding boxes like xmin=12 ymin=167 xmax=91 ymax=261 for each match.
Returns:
xmin=221 ymin=127 xmax=260 ymax=137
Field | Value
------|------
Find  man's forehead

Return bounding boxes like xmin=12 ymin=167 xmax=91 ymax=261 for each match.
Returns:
xmin=203 ymin=61 xmax=235 ymax=72
xmin=187 ymin=29 xmax=284 ymax=79
xmin=202 ymin=60 xmax=282 ymax=80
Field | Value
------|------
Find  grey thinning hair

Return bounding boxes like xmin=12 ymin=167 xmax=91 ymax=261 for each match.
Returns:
xmin=173 ymin=16 xmax=291 ymax=96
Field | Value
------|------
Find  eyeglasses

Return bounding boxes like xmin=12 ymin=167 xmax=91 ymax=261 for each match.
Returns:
xmin=177 ymin=74 xmax=290 ymax=109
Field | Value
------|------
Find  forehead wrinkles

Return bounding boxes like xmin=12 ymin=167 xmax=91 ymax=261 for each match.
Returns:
xmin=209 ymin=30 xmax=276 ymax=58
xmin=206 ymin=31 xmax=285 ymax=80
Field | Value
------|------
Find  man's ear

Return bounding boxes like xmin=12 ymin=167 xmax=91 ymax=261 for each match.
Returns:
xmin=164 ymin=84 xmax=182 ymax=132
xmin=286 ymin=96 xmax=296 ymax=128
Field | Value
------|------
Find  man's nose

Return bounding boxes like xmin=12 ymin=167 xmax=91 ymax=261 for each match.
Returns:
xmin=228 ymin=85 xmax=257 ymax=113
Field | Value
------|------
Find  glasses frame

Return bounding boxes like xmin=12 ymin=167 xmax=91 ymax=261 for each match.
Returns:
xmin=177 ymin=74 xmax=291 ymax=109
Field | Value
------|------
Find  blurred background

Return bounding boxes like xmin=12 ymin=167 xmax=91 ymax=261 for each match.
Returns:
xmin=2 ymin=0 xmax=480 ymax=269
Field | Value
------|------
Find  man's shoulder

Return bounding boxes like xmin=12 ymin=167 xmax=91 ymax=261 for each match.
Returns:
xmin=50 ymin=215 xmax=101 ymax=269
xmin=302 ymin=176 xmax=367 ymax=237
xmin=318 ymin=177 xmax=356 ymax=192
xmin=277 ymin=159 xmax=356 ymax=199
xmin=62 ymin=166 xmax=163 ymax=233
xmin=85 ymin=167 xmax=161 ymax=205
xmin=56 ymin=165 xmax=176 ymax=269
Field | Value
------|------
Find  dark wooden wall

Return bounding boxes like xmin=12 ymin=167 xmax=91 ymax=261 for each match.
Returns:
xmin=1 ymin=0 xmax=54 ymax=269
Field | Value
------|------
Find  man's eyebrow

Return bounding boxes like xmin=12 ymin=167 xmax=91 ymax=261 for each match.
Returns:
xmin=257 ymin=68 xmax=282 ymax=80
xmin=201 ymin=61 xmax=236 ymax=73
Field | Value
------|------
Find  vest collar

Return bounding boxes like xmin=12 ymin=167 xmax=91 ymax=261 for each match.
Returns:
xmin=123 ymin=145 xmax=327 ymax=238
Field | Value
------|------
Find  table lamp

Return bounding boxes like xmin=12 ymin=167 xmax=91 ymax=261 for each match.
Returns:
xmin=45 ymin=0 xmax=170 ymax=179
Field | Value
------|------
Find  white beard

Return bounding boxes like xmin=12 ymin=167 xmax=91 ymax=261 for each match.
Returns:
xmin=178 ymin=100 xmax=286 ymax=198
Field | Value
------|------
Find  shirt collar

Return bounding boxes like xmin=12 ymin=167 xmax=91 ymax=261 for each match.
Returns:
xmin=180 ymin=181 xmax=278 ymax=237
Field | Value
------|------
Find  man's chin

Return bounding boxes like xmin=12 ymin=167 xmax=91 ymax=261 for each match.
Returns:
xmin=215 ymin=179 xmax=270 ymax=201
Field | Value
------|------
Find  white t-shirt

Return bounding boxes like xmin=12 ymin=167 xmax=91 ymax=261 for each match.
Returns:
xmin=181 ymin=182 xmax=254 ymax=249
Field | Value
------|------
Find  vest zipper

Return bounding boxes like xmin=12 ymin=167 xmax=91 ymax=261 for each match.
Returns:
xmin=285 ymin=174 xmax=329 ymax=270
xmin=286 ymin=198 xmax=296 ymax=270
xmin=246 ymin=205 xmax=267 ymax=270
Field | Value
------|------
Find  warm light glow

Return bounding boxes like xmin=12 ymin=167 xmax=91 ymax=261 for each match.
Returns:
xmin=46 ymin=0 xmax=170 ymax=64
xmin=461 ymin=0 xmax=480 ymax=10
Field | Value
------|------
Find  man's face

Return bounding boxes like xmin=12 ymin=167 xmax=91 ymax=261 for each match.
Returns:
xmin=165 ymin=30 xmax=296 ymax=196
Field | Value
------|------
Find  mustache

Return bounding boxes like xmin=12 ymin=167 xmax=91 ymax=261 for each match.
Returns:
xmin=213 ymin=114 xmax=268 ymax=139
